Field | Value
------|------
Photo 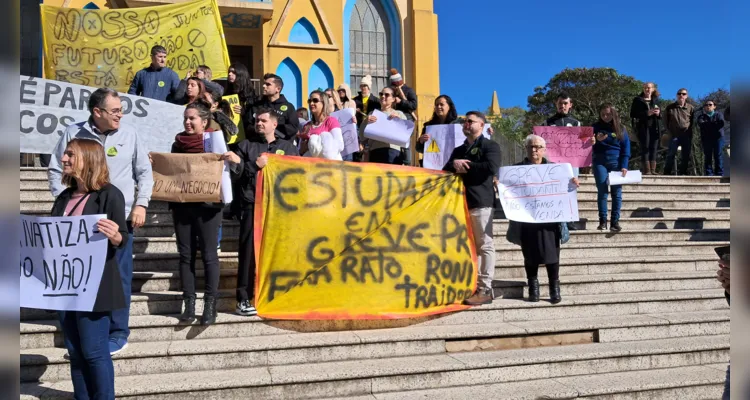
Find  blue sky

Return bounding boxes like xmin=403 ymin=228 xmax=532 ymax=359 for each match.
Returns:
xmin=435 ymin=0 xmax=732 ymax=114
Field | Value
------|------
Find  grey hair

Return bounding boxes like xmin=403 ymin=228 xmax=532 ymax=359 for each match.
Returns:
xmin=524 ymin=134 xmax=546 ymax=147
xmin=88 ymin=88 xmax=119 ymax=113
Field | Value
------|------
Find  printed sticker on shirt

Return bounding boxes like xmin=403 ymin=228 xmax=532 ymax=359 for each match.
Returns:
xmin=275 ymin=149 xmax=285 ymax=155
xmin=280 ymin=105 xmax=288 ymax=111
xmin=470 ymin=148 xmax=479 ymax=155
xmin=158 ymin=81 xmax=165 ymax=88
xmin=611 ymin=133 xmax=616 ymax=138
xmin=106 ymin=147 xmax=118 ymax=157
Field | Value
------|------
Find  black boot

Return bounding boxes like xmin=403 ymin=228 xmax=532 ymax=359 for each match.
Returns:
xmin=179 ymin=296 xmax=196 ymax=322
xmin=610 ymin=220 xmax=622 ymax=232
xmin=596 ymin=218 xmax=607 ymax=231
xmin=550 ymin=280 xmax=562 ymax=304
xmin=201 ymin=296 xmax=217 ymax=326
xmin=527 ymin=279 xmax=540 ymax=302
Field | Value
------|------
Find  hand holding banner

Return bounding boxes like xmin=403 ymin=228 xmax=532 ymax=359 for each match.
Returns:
xmin=254 ymin=156 xmax=477 ymax=319
xmin=150 ymin=152 xmax=222 ymax=202
xmin=20 ymin=214 xmax=108 ymax=311
xmin=496 ymin=163 xmax=579 ymax=223
xmin=363 ymin=109 xmax=415 ymax=148
xmin=533 ymin=126 xmax=594 ymax=167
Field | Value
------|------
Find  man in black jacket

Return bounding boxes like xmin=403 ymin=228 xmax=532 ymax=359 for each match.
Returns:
xmin=443 ymin=111 xmax=501 ymax=306
xmin=243 ymin=74 xmax=300 ymax=142
xmin=223 ymin=108 xmax=299 ymax=316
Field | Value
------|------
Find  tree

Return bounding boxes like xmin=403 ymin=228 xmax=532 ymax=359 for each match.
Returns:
xmin=489 ymin=106 xmax=526 ymax=144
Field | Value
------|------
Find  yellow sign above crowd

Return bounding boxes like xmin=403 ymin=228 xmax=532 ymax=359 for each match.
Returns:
xmin=254 ymin=156 xmax=478 ymax=320
xmin=40 ymin=0 xmax=230 ymax=92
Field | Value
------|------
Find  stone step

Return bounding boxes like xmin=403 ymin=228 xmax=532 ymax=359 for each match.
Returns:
xmin=18 ymin=195 xmax=731 ymax=212
xmin=19 ymin=335 xmax=729 ymax=399
xmin=494 ymin=271 xmax=721 ymax=298
xmin=496 ymin=217 xmax=730 ymax=231
xmin=496 ymin=241 xmax=728 ymax=261
xmin=126 ymin=231 xmax=729 ymax=254
xmin=494 ymin=255 xmax=720 ymax=278
xmin=492 ymin=229 xmax=729 ymax=246
xmin=366 ymin=364 xmax=727 ymax=400
xmin=20 ymin=289 xmax=728 ymax=349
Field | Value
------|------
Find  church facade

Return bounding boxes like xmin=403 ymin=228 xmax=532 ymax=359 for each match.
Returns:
xmin=21 ymin=0 xmax=440 ymax=122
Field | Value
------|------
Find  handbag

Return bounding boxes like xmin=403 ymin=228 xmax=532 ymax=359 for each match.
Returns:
xmin=559 ymin=222 xmax=570 ymax=244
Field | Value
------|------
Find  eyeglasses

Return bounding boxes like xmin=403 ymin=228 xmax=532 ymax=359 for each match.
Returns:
xmin=307 ymin=98 xmax=321 ymax=104
xmin=379 ymin=93 xmax=392 ymax=98
xmin=527 ymin=145 xmax=546 ymax=150
xmin=463 ymin=119 xmax=482 ymax=125
xmin=705 ymin=103 xmax=715 ymax=107
xmin=99 ymin=108 xmax=123 ymax=116
xmin=678 ymin=92 xmax=688 ymax=96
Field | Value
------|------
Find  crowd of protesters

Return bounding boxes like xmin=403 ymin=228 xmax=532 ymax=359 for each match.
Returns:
xmin=41 ymin=44 xmax=729 ymax=398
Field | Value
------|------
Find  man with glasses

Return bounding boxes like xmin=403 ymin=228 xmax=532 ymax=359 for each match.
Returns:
xmin=443 ymin=111 xmax=501 ymax=306
xmin=48 ymin=88 xmax=153 ymax=355
xmin=697 ymin=100 xmax=726 ymax=176
xmin=663 ymin=88 xmax=696 ymax=175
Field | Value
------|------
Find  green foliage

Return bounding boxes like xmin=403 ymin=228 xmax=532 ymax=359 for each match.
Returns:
xmin=488 ymin=106 xmax=526 ymax=144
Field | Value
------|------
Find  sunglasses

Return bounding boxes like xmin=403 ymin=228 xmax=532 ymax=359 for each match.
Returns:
xmin=705 ymin=103 xmax=715 ymax=107
xmin=678 ymin=92 xmax=688 ymax=96
xmin=463 ymin=119 xmax=481 ymax=125
xmin=379 ymin=92 xmax=392 ymax=98
xmin=307 ymin=98 xmax=322 ymax=104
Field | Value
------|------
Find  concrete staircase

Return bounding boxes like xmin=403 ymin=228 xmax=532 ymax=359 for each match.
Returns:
xmin=19 ymin=168 xmax=730 ymax=399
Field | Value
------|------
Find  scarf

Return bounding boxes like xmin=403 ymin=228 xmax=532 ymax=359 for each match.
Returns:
xmin=173 ymin=132 xmax=204 ymax=153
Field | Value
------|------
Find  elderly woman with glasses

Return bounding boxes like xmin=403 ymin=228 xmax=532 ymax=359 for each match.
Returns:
xmin=514 ymin=134 xmax=580 ymax=304
xmin=359 ymin=86 xmax=407 ymax=164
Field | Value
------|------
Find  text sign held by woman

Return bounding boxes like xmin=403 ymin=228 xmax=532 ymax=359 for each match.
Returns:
xmin=150 ymin=152 xmax=222 ymax=202
xmin=497 ymin=163 xmax=579 ymax=223
xmin=533 ymin=126 xmax=594 ymax=167
xmin=20 ymin=214 xmax=109 ymax=311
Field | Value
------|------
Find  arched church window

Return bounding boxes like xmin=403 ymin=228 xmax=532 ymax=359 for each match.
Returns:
xmin=348 ymin=0 xmax=390 ymax=95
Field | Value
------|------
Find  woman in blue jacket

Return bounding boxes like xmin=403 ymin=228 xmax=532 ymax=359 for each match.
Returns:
xmin=592 ymin=103 xmax=631 ymax=232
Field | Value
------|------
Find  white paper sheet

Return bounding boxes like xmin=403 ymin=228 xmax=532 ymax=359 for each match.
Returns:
xmin=20 ymin=214 xmax=108 ymax=311
xmin=363 ymin=109 xmax=415 ymax=148
xmin=608 ymin=170 xmax=642 ymax=185
xmin=496 ymin=163 xmax=579 ymax=223
xmin=203 ymin=131 xmax=233 ymax=204
xmin=331 ymin=108 xmax=359 ymax=156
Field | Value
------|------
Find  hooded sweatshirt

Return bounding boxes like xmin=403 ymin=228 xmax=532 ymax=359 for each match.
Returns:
xmin=337 ymin=83 xmax=357 ymax=110
xmin=243 ymin=94 xmax=300 ymax=141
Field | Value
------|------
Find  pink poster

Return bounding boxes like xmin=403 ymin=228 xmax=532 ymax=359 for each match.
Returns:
xmin=533 ymin=126 xmax=594 ymax=167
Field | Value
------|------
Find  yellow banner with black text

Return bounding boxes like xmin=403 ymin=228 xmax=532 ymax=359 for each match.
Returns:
xmin=254 ymin=156 xmax=478 ymax=320
xmin=40 ymin=0 xmax=230 ymax=92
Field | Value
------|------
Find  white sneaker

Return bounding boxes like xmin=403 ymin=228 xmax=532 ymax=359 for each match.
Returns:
xmin=235 ymin=300 xmax=257 ymax=316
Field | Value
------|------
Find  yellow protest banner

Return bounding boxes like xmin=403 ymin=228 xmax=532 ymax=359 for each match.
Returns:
xmin=222 ymin=94 xmax=245 ymax=144
xmin=254 ymin=156 xmax=478 ymax=320
xmin=40 ymin=0 xmax=230 ymax=92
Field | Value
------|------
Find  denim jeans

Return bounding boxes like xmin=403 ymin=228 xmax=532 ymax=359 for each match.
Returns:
xmin=63 ymin=311 xmax=115 ymax=399
xmin=664 ymin=132 xmax=692 ymax=175
xmin=109 ymin=223 xmax=133 ymax=341
xmin=342 ymin=153 xmax=354 ymax=161
xmin=592 ymin=161 xmax=623 ymax=221
xmin=469 ymin=207 xmax=495 ymax=291
xmin=702 ymin=135 xmax=724 ymax=176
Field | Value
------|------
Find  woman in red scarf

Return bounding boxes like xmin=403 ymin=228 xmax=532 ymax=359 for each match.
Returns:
xmin=170 ymin=100 xmax=222 ymax=325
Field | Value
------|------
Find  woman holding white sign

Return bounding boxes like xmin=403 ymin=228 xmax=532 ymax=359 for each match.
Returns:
xmin=51 ymin=139 xmax=128 ymax=399
xmin=416 ymin=95 xmax=459 ymax=154
xmin=360 ymin=86 xmax=407 ymax=164
xmin=167 ymin=100 xmax=223 ymax=326
xmin=298 ymin=90 xmax=345 ymax=160
xmin=517 ymin=134 xmax=580 ymax=304
xmin=592 ymin=103 xmax=631 ymax=232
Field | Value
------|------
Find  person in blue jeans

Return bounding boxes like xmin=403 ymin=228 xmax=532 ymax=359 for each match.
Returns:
xmin=592 ymin=103 xmax=631 ymax=232
xmin=697 ymin=101 xmax=726 ymax=176
xmin=51 ymin=139 xmax=129 ymax=399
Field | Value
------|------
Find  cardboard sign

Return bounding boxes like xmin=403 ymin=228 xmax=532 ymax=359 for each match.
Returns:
xmin=150 ymin=152 xmax=222 ymax=202
xmin=20 ymin=214 xmax=108 ymax=311
xmin=533 ymin=126 xmax=594 ymax=167
xmin=40 ymin=0 xmax=230 ymax=92
xmin=496 ymin=163 xmax=579 ymax=223
xmin=254 ymin=155 xmax=478 ymax=320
